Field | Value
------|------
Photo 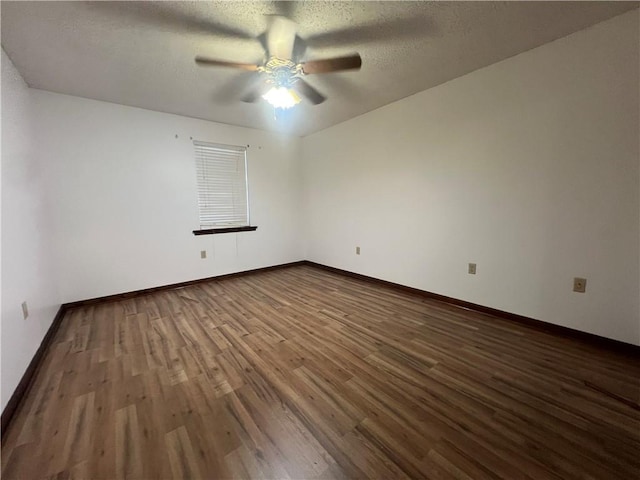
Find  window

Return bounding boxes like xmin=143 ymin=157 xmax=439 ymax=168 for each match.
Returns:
xmin=192 ymin=141 xmax=256 ymax=235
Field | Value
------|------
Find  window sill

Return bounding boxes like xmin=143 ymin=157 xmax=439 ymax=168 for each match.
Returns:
xmin=193 ymin=226 xmax=258 ymax=236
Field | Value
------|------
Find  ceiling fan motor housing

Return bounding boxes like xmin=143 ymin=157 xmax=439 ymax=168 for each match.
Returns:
xmin=259 ymin=57 xmax=302 ymax=88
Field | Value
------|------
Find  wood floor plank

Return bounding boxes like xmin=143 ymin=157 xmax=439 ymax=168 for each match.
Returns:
xmin=2 ymin=265 xmax=639 ymax=479
xmin=115 ymin=404 xmax=142 ymax=479
xmin=55 ymin=391 xmax=96 ymax=476
xmin=165 ymin=425 xmax=202 ymax=479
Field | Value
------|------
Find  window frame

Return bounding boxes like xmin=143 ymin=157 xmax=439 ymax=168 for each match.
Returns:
xmin=191 ymin=140 xmax=257 ymax=236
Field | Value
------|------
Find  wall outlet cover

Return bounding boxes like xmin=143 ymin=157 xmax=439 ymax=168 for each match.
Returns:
xmin=21 ymin=301 xmax=29 ymax=320
xmin=468 ymin=263 xmax=477 ymax=275
xmin=200 ymin=250 xmax=207 ymax=259
xmin=356 ymin=246 xmax=361 ymax=255
xmin=573 ymin=277 xmax=587 ymax=293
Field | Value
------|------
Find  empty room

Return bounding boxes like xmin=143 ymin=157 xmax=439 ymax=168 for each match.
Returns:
xmin=1 ymin=1 xmax=639 ymax=479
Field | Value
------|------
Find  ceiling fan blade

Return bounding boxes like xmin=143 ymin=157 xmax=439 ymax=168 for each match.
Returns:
xmin=241 ymin=89 xmax=264 ymax=103
xmin=241 ymin=82 xmax=271 ymax=103
xmin=261 ymin=27 xmax=305 ymax=62
xmin=291 ymin=35 xmax=308 ymax=63
xmin=256 ymin=32 xmax=270 ymax=58
xmin=212 ymin=72 xmax=263 ymax=104
xmin=195 ymin=57 xmax=260 ymax=71
xmin=266 ymin=15 xmax=297 ymax=60
xmin=87 ymin=2 xmax=254 ymax=41
xmin=304 ymin=17 xmax=431 ymax=48
xmin=301 ymin=54 xmax=362 ymax=75
xmin=292 ymin=79 xmax=326 ymax=105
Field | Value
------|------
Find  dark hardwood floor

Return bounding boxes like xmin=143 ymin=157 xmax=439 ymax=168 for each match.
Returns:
xmin=2 ymin=265 xmax=639 ymax=479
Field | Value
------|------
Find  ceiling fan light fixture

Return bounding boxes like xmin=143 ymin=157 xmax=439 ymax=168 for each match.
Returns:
xmin=262 ymin=86 xmax=301 ymax=109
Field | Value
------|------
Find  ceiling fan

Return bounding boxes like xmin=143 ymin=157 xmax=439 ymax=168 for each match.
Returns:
xmin=195 ymin=16 xmax=362 ymax=108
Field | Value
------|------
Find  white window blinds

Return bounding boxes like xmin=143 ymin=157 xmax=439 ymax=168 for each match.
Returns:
xmin=194 ymin=141 xmax=249 ymax=228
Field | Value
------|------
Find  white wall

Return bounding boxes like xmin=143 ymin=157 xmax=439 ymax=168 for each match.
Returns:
xmin=1 ymin=50 xmax=61 ymax=410
xmin=302 ymin=11 xmax=640 ymax=346
xmin=32 ymin=90 xmax=303 ymax=303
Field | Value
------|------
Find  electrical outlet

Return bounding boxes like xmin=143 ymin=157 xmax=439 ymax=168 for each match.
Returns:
xmin=468 ymin=263 xmax=477 ymax=275
xmin=21 ymin=301 xmax=29 ymax=320
xmin=573 ymin=277 xmax=587 ymax=293
xmin=356 ymin=246 xmax=361 ymax=255
xmin=200 ymin=250 xmax=207 ymax=259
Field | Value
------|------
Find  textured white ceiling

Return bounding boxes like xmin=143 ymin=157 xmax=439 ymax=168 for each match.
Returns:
xmin=2 ymin=1 xmax=637 ymax=136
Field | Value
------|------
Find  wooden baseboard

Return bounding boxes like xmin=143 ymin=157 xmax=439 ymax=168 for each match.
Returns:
xmin=1 ymin=304 xmax=67 ymax=442
xmin=302 ymin=261 xmax=640 ymax=357
xmin=63 ymin=261 xmax=306 ymax=309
